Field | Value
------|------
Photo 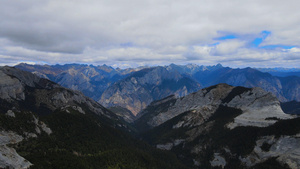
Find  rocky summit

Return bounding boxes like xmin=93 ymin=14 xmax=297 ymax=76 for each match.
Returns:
xmin=135 ymin=84 xmax=300 ymax=168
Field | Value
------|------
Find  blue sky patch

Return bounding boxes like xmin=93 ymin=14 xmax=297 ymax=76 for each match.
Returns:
xmin=214 ymin=34 xmax=237 ymax=40
xmin=261 ymin=45 xmax=295 ymax=49
xmin=251 ymin=30 xmax=271 ymax=47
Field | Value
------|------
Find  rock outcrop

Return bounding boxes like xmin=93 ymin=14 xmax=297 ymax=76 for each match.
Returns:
xmin=241 ymin=135 xmax=300 ymax=168
xmin=0 ymin=131 xmax=32 ymax=169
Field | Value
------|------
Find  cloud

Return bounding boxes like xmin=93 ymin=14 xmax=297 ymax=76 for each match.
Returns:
xmin=0 ymin=0 xmax=300 ymax=67
xmin=213 ymin=40 xmax=246 ymax=55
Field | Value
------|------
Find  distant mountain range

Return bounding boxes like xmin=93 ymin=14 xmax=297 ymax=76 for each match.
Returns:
xmin=256 ymin=67 xmax=300 ymax=77
xmin=16 ymin=63 xmax=300 ymax=118
xmin=15 ymin=63 xmax=139 ymax=101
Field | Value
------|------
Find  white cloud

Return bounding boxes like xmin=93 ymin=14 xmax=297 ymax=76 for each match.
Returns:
xmin=0 ymin=0 xmax=300 ymax=67
xmin=213 ymin=40 xmax=246 ymax=55
xmin=289 ymin=47 xmax=300 ymax=53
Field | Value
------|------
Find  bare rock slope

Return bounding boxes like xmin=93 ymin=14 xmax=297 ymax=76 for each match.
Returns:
xmin=136 ymin=84 xmax=299 ymax=168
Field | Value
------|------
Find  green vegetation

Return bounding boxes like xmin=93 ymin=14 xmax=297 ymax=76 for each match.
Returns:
xmin=0 ymin=111 xmax=36 ymax=135
xmin=13 ymin=109 xmax=188 ymax=169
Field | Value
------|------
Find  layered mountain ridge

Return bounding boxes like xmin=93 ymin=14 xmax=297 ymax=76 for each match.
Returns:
xmin=100 ymin=66 xmax=201 ymax=115
xmin=16 ymin=63 xmax=300 ymax=118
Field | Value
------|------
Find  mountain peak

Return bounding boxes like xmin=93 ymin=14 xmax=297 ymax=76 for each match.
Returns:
xmin=136 ymin=83 xmax=292 ymax=129
xmin=216 ymin=63 xmax=223 ymax=67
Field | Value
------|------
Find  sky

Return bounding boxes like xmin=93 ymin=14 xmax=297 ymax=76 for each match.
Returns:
xmin=0 ymin=0 xmax=300 ymax=68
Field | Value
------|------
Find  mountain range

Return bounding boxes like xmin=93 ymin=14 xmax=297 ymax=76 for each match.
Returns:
xmin=0 ymin=65 xmax=300 ymax=168
xmin=256 ymin=67 xmax=300 ymax=77
xmin=15 ymin=63 xmax=140 ymax=101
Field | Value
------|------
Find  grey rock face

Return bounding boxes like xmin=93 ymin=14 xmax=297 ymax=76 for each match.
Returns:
xmin=226 ymin=87 xmax=293 ymax=129
xmin=0 ymin=131 xmax=32 ymax=169
xmin=242 ymin=135 xmax=300 ymax=169
xmin=0 ymin=66 xmax=59 ymax=103
xmin=6 ymin=110 xmax=15 ymax=118
xmin=0 ymin=70 xmax=25 ymax=101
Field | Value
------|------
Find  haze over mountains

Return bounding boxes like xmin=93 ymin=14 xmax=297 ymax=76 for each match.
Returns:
xmin=16 ymin=63 xmax=300 ymax=117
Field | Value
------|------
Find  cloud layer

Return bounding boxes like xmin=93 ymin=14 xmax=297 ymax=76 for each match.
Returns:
xmin=0 ymin=0 xmax=300 ymax=68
